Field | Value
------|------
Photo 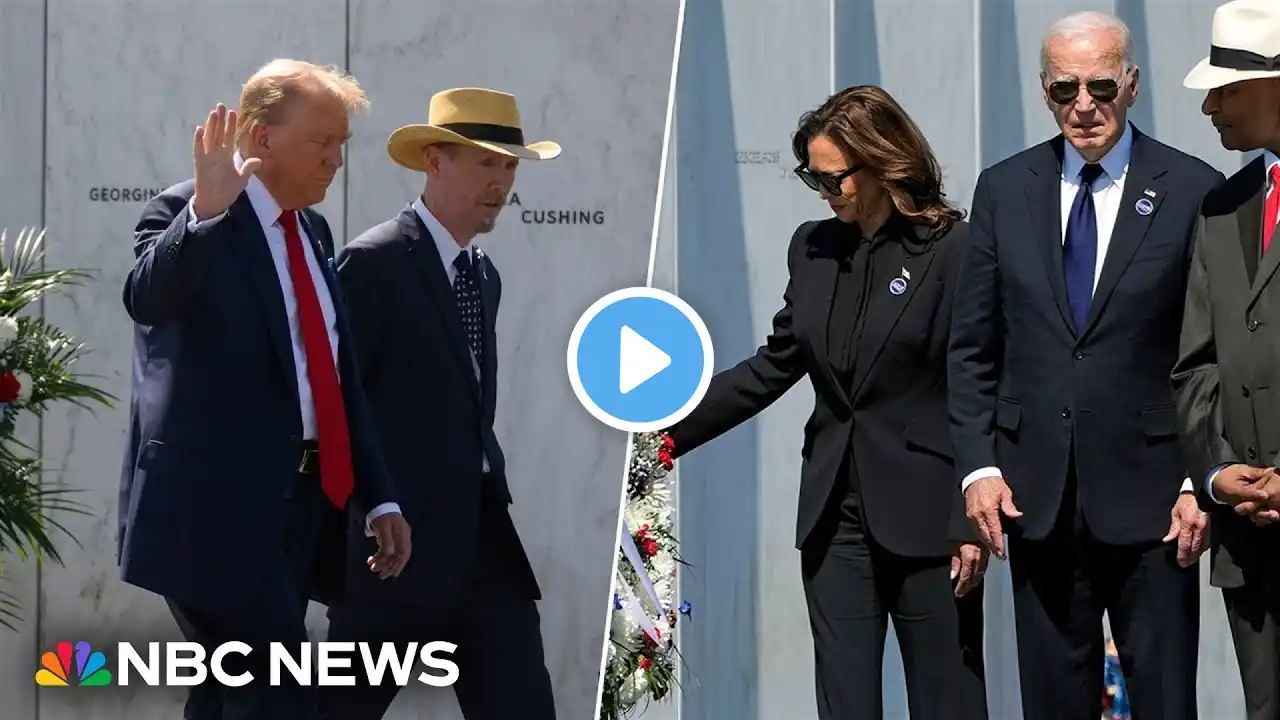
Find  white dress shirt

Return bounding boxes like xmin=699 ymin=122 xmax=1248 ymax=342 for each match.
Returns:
xmin=187 ymin=158 xmax=400 ymax=527
xmin=412 ymin=196 xmax=491 ymax=473
xmin=962 ymin=124 xmax=1193 ymax=495
xmin=1204 ymin=149 xmax=1280 ymax=502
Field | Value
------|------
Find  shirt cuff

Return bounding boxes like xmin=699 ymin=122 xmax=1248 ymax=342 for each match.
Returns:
xmin=961 ymin=466 xmax=1002 ymax=492
xmin=184 ymin=199 xmax=225 ymax=231
xmin=363 ymin=502 xmax=401 ymax=537
xmin=1205 ymin=464 xmax=1233 ymax=505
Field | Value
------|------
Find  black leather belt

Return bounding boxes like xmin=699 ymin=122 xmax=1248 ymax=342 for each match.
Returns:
xmin=298 ymin=440 xmax=320 ymax=475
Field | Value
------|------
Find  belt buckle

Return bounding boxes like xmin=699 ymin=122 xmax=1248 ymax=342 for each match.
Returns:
xmin=298 ymin=448 xmax=316 ymax=474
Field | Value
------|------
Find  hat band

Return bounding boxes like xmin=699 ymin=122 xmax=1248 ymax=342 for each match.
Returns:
xmin=438 ymin=122 xmax=525 ymax=146
xmin=1210 ymin=45 xmax=1280 ymax=72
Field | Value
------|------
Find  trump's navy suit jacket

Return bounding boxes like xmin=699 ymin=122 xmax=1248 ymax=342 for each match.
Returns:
xmin=118 ymin=179 xmax=395 ymax=612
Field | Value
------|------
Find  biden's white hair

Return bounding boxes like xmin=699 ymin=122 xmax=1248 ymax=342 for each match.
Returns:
xmin=1040 ymin=11 xmax=1135 ymax=80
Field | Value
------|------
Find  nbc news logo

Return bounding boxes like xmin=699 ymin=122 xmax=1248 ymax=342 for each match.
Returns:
xmin=34 ymin=639 xmax=459 ymax=688
xmin=35 ymin=640 xmax=113 ymax=687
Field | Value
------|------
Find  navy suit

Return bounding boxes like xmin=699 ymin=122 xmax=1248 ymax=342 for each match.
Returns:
xmin=318 ymin=204 xmax=553 ymax=720
xmin=949 ymin=127 xmax=1222 ymax=719
xmin=119 ymin=179 xmax=395 ymax=719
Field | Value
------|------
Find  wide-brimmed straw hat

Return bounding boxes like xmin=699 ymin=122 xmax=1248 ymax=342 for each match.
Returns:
xmin=1184 ymin=0 xmax=1280 ymax=90
xmin=387 ymin=87 xmax=561 ymax=171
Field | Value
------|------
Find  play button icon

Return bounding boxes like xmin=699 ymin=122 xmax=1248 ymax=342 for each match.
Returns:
xmin=567 ymin=287 xmax=714 ymax=432
xmin=619 ymin=326 xmax=670 ymax=394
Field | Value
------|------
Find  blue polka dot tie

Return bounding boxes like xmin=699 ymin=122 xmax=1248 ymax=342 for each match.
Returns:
xmin=453 ymin=250 xmax=484 ymax=368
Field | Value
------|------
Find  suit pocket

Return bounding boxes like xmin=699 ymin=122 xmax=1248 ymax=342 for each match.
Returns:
xmin=995 ymin=397 xmax=1021 ymax=433
xmin=904 ymin=406 xmax=954 ymax=460
xmin=1140 ymin=405 xmax=1177 ymax=439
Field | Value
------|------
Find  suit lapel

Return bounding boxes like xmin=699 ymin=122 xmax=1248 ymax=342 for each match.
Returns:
xmin=1239 ymin=181 xmax=1264 ymax=285
xmin=1026 ymin=139 xmax=1077 ymax=336
xmin=804 ymin=226 xmax=852 ymax=413
xmin=848 ymin=232 xmax=935 ymax=401
xmin=1079 ymin=132 xmax=1166 ymax=338
xmin=1238 ymin=159 xmax=1276 ymax=306
xmin=399 ymin=208 xmax=481 ymax=399
xmin=225 ymin=193 xmax=299 ymax=406
xmin=477 ymin=250 xmax=498 ymax=404
xmin=298 ymin=210 xmax=338 ymax=300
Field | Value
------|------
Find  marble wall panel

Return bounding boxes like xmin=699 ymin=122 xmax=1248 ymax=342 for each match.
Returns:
xmin=344 ymin=0 xmax=680 ymax=718
xmin=0 ymin=2 xmax=46 ymax=718
xmin=35 ymin=1 xmax=347 ymax=717
xmin=670 ymin=0 xmax=832 ymax=718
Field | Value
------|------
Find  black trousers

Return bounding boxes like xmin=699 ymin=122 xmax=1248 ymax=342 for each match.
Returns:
xmin=167 ymin=473 xmax=329 ymax=720
xmin=800 ymin=470 xmax=988 ymax=720
xmin=1221 ymin=533 xmax=1280 ymax=720
xmin=1008 ymin=469 xmax=1199 ymax=720
xmin=318 ymin=498 xmax=555 ymax=720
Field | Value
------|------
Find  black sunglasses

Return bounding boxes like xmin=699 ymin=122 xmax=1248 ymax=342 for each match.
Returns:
xmin=1047 ymin=77 xmax=1123 ymax=105
xmin=795 ymin=163 xmax=864 ymax=195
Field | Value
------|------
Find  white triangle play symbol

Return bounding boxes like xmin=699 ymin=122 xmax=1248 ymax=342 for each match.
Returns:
xmin=619 ymin=325 xmax=671 ymax=394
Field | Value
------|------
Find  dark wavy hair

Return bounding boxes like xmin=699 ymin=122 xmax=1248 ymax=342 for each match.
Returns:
xmin=792 ymin=85 xmax=965 ymax=233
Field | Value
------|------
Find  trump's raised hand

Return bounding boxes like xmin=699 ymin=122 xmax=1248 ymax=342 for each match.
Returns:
xmin=191 ymin=104 xmax=261 ymax=221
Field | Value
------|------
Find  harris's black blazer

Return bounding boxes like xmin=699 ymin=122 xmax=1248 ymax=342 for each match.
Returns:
xmin=335 ymin=206 xmax=539 ymax=610
xmin=668 ymin=216 xmax=974 ymax=557
xmin=948 ymin=128 xmax=1224 ymax=545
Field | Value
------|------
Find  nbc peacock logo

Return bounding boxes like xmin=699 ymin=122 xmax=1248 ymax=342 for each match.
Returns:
xmin=35 ymin=640 xmax=113 ymax=687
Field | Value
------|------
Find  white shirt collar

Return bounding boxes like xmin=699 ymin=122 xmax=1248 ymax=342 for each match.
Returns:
xmin=234 ymin=152 xmax=287 ymax=230
xmin=1062 ymin=121 xmax=1133 ymax=186
xmin=411 ymin=196 xmax=475 ymax=270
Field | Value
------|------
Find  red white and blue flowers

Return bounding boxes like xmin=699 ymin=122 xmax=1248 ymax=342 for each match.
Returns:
xmin=599 ymin=431 xmax=690 ymax=719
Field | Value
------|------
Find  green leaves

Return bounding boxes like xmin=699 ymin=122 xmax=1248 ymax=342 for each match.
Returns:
xmin=0 ymin=227 xmax=111 ymax=631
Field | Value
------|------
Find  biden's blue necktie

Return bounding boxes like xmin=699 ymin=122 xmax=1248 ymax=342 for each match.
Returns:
xmin=1063 ymin=163 xmax=1104 ymax=331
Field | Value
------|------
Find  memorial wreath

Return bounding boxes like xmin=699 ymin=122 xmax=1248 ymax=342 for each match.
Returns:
xmin=599 ymin=430 xmax=690 ymax=719
xmin=0 ymin=227 xmax=112 ymax=630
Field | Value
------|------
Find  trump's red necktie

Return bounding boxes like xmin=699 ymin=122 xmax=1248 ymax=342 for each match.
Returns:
xmin=1265 ymin=165 xmax=1280 ymax=253
xmin=279 ymin=210 xmax=354 ymax=509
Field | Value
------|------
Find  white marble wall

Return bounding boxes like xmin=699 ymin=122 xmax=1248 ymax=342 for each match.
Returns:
xmin=661 ymin=1 xmax=1249 ymax=719
xmin=0 ymin=2 xmax=47 ymax=719
xmin=0 ymin=0 xmax=680 ymax=718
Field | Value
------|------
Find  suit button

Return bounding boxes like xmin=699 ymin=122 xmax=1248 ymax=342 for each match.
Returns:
xmin=1248 ymin=446 xmax=1258 ymax=460
xmin=1248 ymin=319 xmax=1260 ymax=331
xmin=1244 ymin=385 xmax=1251 ymax=397
xmin=1062 ymin=408 xmax=1072 ymax=419
xmin=1074 ymin=351 xmax=1084 ymax=360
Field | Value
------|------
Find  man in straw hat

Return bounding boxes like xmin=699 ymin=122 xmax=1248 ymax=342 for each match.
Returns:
xmin=319 ymin=88 xmax=559 ymax=719
xmin=118 ymin=59 xmax=411 ymax=719
xmin=1175 ymin=1 xmax=1280 ymax=716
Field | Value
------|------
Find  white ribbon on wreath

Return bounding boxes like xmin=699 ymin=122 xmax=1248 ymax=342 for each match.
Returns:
xmin=615 ymin=568 xmax=665 ymax=644
xmin=619 ymin=518 xmax=665 ymax=616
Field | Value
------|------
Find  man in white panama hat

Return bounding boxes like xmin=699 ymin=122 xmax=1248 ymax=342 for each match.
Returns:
xmin=1174 ymin=1 xmax=1280 ymax=717
xmin=318 ymin=87 xmax=559 ymax=719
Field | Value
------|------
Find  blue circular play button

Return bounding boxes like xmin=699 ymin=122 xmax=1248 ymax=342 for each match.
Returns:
xmin=567 ymin=287 xmax=714 ymax=432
